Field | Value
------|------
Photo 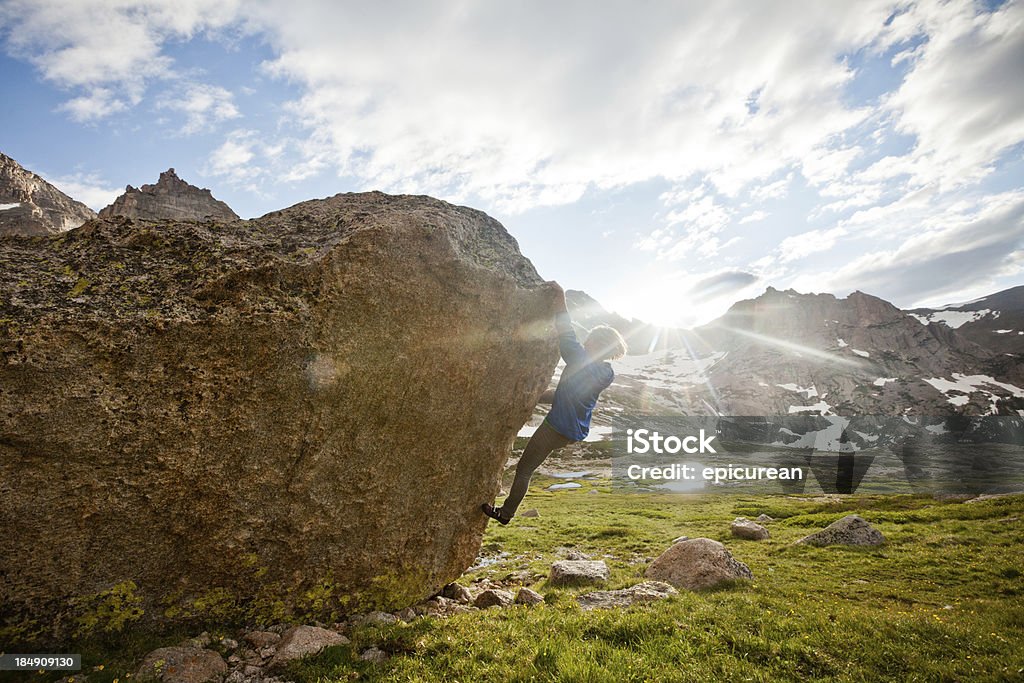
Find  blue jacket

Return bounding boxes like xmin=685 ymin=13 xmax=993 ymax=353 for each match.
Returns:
xmin=544 ymin=312 xmax=614 ymax=441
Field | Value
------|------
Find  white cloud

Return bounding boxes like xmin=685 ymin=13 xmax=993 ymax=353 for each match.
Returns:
xmin=58 ymin=87 xmax=128 ymax=122
xmin=0 ymin=0 xmax=242 ymax=119
xmin=739 ymin=210 xmax=769 ymax=224
xmin=777 ymin=227 xmax=847 ymax=263
xmin=792 ymin=190 xmax=1024 ymax=304
xmin=157 ymin=83 xmax=241 ymax=134
xmin=42 ymin=171 xmax=121 ymax=210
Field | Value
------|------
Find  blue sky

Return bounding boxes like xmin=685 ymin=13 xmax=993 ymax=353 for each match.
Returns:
xmin=1 ymin=0 xmax=1022 ymax=326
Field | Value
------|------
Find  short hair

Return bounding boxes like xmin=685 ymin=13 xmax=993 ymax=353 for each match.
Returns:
xmin=584 ymin=325 xmax=629 ymax=361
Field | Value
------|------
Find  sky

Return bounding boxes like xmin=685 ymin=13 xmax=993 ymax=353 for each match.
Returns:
xmin=1 ymin=0 xmax=1022 ymax=327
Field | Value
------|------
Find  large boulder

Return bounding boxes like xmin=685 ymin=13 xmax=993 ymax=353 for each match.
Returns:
xmin=794 ymin=514 xmax=885 ymax=546
xmin=0 ymin=191 xmax=557 ymax=642
xmin=644 ymin=538 xmax=753 ymax=590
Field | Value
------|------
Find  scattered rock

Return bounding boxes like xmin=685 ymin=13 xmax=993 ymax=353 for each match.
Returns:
xmin=755 ymin=514 xmax=775 ymax=523
xmin=795 ymin=514 xmax=885 ymax=547
xmin=587 ymin=489 xmax=599 ymax=495
xmin=520 ymin=509 xmax=540 ymax=518
xmin=731 ymin=517 xmax=770 ymax=541
xmin=576 ymin=581 xmax=678 ymax=610
xmin=644 ymin=538 xmax=753 ymax=591
xmin=548 ymin=560 xmax=609 ymax=587
xmin=514 ymin=587 xmax=545 ymax=606
xmin=964 ymin=491 xmax=1024 ymax=503
xmin=242 ymin=631 xmax=280 ymax=650
xmin=440 ymin=582 xmax=473 ymax=604
xmin=558 ymin=548 xmax=591 ymax=560
xmin=219 ymin=638 xmax=238 ymax=652
xmin=268 ymin=626 xmax=349 ymax=669
xmin=135 ymin=646 xmax=227 ymax=683
xmin=671 ymin=536 xmax=689 ymax=544
xmin=396 ymin=607 xmax=417 ymax=622
xmin=352 ymin=611 xmax=399 ymax=626
xmin=474 ymin=588 xmax=515 ymax=608
xmin=360 ymin=647 xmax=388 ymax=663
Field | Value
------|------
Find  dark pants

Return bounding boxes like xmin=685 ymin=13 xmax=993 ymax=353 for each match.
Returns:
xmin=498 ymin=420 xmax=574 ymax=519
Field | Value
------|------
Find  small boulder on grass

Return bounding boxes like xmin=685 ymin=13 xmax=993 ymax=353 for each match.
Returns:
xmin=440 ymin=582 xmax=473 ymax=604
xmin=548 ymin=560 xmax=609 ymax=586
xmin=135 ymin=646 xmax=227 ymax=683
xmin=644 ymin=538 xmax=753 ymax=591
xmin=268 ymin=626 xmax=349 ymax=670
xmin=756 ymin=514 xmax=775 ymax=523
xmin=515 ymin=587 xmax=545 ymax=606
xmin=576 ymin=581 xmax=678 ymax=610
xmin=474 ymin=588 xmax=515 ymax=608
xmin=731 ymin=517 xmax=770 ymax=540
xmin=794 ymin=514 xmax=885 ymax=547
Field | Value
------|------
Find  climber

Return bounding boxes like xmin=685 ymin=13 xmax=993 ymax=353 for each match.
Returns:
xmin=482 ymin=281 xmax=628 ymax=525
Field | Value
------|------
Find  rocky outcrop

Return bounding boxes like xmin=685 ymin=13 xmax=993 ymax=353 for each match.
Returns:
xmin=99 ymin=168 xmax=238 ymax=221
xmin=644 ymin=538 xmax=753 ymax=590
xmin=0 ymin=191 xmax=557 ymax=643
xmin=795 ymin=514 xmax=885 ymax=546
xmin=0 ymin=152 xmax=96 ymax=236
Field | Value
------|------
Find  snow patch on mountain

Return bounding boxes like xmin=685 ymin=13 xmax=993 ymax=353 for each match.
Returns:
xmin=873 ymin=377 xmax=898 ymax=386
xmin=0 ymin=203 xmax=20 ymax=211
xmin=776 ymin=383 xmax=818 ymax=398
xmin=787 ymin=400 xmax=832 ymax=415
xmin=852 ymin=349 xmax=870 ymax=358
xmin=910 ymin=309 xmax=998 ymax=329
xmin=924 ymin=374 xmax=1024 ymax=413
xmin=614 ymin=350 xmax=726 ymax=391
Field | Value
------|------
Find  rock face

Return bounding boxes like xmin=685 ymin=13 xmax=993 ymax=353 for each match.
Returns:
xmin=644 ymin=538 xmax=753 ymax=590
xmin=731 ymin=517 xmax=770 ymax=540
xmin=795 ymin=514 xmax=885 ymax=546
xmin=0 ymin=191 xmax=557 ymax=642
xmin=99 ymin=168 xmax=238 ymax=221
xmin=548 ymin=560 xmax=610 ymax=586
xmin=576 ymin=581 xmax=677 ymax=610
xmin=0 ymin=152 xmax=96 ymax=236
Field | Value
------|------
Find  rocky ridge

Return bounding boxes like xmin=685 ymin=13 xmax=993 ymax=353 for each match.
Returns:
xmin=0 ymin=152 xmax=96 ymax=236
xmin=99 ymin=168 xmax=239 ymax=221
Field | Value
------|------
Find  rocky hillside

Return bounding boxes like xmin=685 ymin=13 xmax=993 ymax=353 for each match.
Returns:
xmin=575 ymin=287 xmax=1024 ymax=419
xmin=99 ymin=167 xmax=239 ymax=221
xmin=0 ymin=191 xmax=557 ymax=641
xmin=0 ymin=152 xmax=96 ymax=236
xmin=908 ymin=286 xmax=1024 ymax=356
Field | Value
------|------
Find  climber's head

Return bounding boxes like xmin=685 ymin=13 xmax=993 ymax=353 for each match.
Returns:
xmin=584 ymin=325 xmax=628 ymax=361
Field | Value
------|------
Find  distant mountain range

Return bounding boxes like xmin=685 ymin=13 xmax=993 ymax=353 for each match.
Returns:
xmin=2 ymin=151 xmax=1021 ymax=419
xmin=566 ymin=286 xmax=1024 ymax=418
xmin=0 ymin=153 xmax=238 ymax=236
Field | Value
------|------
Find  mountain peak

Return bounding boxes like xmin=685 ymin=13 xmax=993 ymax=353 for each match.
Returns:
xmin=99 ymin=168 xmax=238 ymax=222
xmin=0 ymin=151 xmax=97 ymax=236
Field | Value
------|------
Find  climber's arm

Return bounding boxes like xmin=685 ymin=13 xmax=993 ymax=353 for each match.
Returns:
xmin=548 ymin=282 xmax=586 ymax=365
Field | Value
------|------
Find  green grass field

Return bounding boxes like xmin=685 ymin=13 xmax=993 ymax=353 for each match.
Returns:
xmin=19 ymin=484 xmax=1024 ymax=682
